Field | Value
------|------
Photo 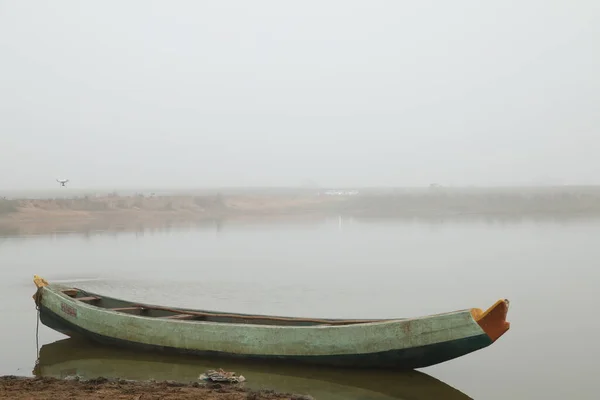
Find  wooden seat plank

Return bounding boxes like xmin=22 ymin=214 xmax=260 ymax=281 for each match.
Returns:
xmin=110 ymin=307 xmax=142 ymax=312
xmin=76 ymin=296 xmax=101 ymax=302
xmin=160 ymin=314 xmax=196 ymax=320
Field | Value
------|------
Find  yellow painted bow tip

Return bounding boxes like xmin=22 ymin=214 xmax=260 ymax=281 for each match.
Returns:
xmin=33 ymin=275 xmax=49 ymax=288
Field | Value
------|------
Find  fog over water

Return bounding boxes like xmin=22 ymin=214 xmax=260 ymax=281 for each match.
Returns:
xmin=1 ymin=2 xmax=599 ymax=400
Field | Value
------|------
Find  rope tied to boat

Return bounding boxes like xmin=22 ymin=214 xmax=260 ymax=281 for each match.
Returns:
xmin=32 ymin=275 xmax=47 ymax=365
xmin=32 ymin=289 xmax=42 ymax=310
xmin=35 ymin=305 xmax=40 ymax=365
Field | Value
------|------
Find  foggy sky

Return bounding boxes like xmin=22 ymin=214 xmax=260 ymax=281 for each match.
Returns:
xmin=1 ymin=1 xmax=598 ymax=190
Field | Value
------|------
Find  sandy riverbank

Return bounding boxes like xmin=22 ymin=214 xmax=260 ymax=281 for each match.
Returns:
xmin=3 ymin=187 xmax=600 ymax=235
xmin=0 ymin=376 xmax=313 ymax=400
xmin=0 ymin=193 xmax=345 ymax=234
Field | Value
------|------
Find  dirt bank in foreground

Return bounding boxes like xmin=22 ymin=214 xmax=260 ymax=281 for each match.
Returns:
xmin=0 ymin=376 xmax=313 ymax=400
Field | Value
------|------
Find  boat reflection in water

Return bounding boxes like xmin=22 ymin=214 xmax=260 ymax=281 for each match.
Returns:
xmin=34 ymin=338 xmax=474 ymax=400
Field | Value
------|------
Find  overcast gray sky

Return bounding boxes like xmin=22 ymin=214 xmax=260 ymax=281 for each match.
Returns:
xmin=1 ymin=0 xmax=598 ymax=190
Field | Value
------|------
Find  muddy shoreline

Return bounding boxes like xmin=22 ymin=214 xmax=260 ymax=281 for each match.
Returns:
xmin=0 ymin=376 xmax=313 ymax=400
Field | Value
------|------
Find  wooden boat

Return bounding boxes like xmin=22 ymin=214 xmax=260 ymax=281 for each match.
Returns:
xmin=34 ymin=338 xmax=475 ymax=399
xmin=32 ymin=275 xmax=510 ymax=369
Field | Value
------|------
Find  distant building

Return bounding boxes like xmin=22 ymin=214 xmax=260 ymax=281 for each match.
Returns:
xmin=321 ymin=189 xmax=359 ymax=196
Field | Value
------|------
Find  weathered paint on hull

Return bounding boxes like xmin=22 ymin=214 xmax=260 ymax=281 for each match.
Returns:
xmin=40 ymin=305 xmax=493 ymax=369
xmin=32 ymin=275 xmax=509 ymax=370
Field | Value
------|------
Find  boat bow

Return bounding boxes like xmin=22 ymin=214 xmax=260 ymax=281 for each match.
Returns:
xmin=470 ymin=299 xmax=510 ymax=342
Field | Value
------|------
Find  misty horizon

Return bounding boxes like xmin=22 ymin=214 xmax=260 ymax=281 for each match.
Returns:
xmin=1 ymin=1 xmax=598 ymax=190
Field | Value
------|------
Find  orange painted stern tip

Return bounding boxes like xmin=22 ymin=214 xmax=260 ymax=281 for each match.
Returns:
xmin=470 ymin=299 xmax=510 ymax=342
xmin=33 ymin=274 xmax=49 ymax=288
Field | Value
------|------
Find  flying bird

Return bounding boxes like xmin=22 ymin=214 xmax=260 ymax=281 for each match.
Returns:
xmin=56 ymin=179 xmax=69 ymax=187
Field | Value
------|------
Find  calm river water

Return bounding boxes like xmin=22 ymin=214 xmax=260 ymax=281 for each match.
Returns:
xmin=1 ymin=216 xmax=598 ymax=399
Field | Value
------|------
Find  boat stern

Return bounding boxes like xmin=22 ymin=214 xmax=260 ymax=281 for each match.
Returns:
xmin=33 ymin=275 xmax=81 ymax=337
xmin=32 ymin=274 xmax=50 ymax=308
xmin=470 ymin=299 xmax=510 ymax=342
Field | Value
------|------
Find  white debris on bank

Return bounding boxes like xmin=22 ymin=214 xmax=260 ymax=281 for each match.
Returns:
xmin=199 ymin=369 xmax=246 ymax=384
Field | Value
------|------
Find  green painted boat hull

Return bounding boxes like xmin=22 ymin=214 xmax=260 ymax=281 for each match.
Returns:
xmin=40 ymin=305 xmax=493 ymax=369
xmin=33 ymin=278 xmax=510 ymax=370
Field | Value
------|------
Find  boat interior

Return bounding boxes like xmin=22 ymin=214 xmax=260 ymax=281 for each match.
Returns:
xmin=57 ymin=287 xmax=388 ymax=327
